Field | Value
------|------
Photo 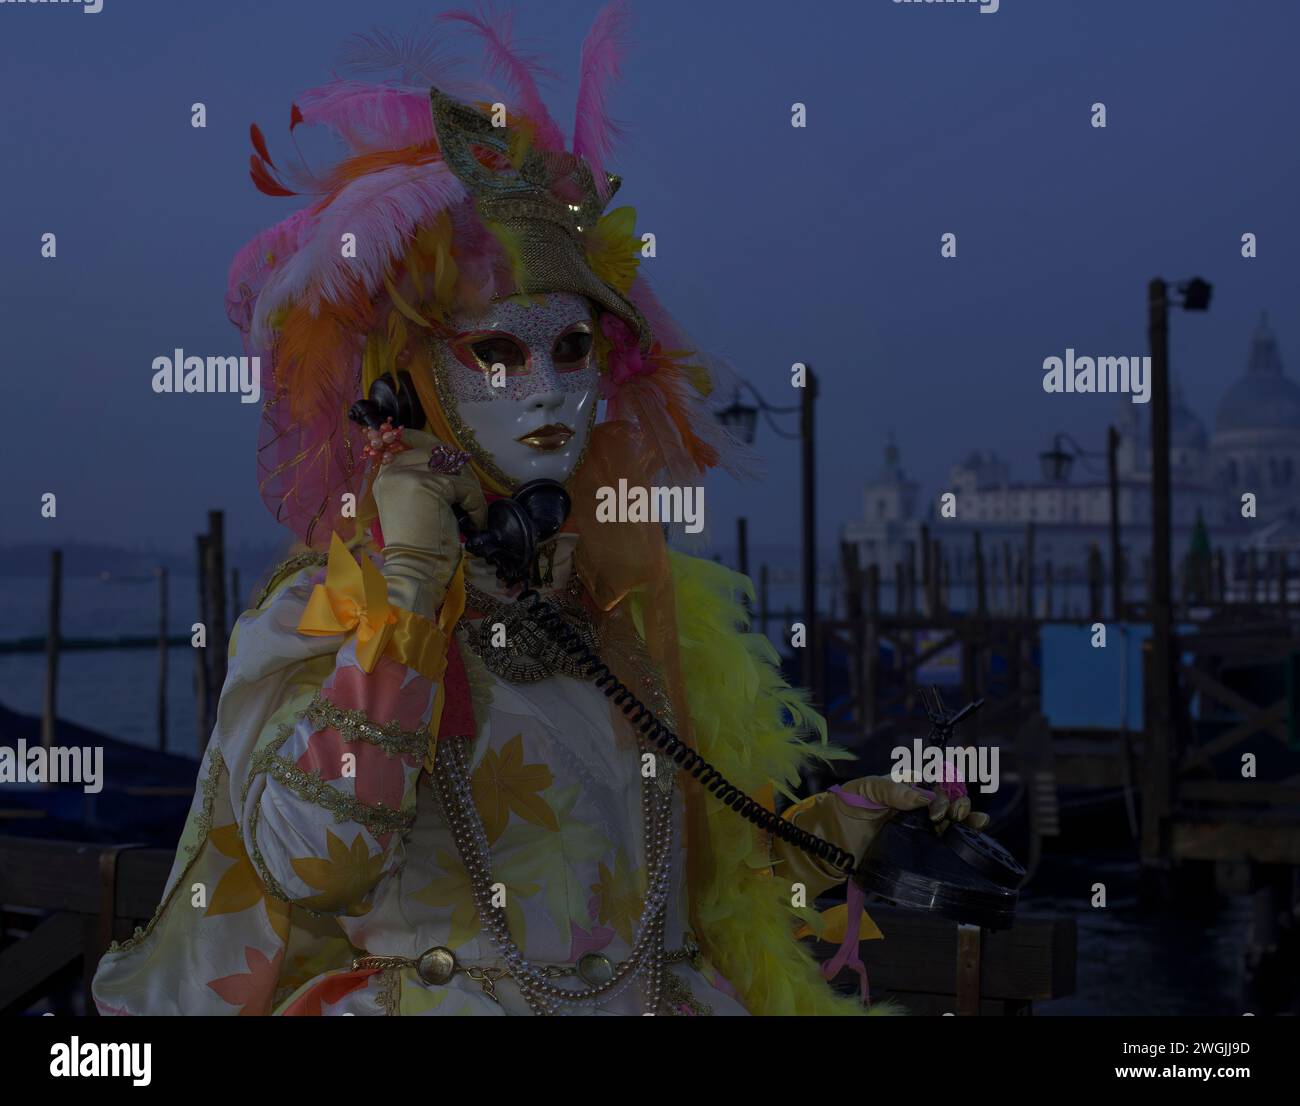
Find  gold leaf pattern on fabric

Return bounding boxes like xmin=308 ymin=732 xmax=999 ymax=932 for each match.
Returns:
xmin=289 ymin=829 xmax=387 ymax=916
xmin=494 ymin=783 xmax=612 ymax=937
xmin=206 ymin=823 xmax=292 ymax=943
xmin=469 ymin=732 xmax=558 ymax=843
xmin=276 ymin=931 xmax=355 ymax=1003
xmin=407 ymin=847 xmax=538 ymax=950
xmin=590 ymin=852 xmax=646 ymax=946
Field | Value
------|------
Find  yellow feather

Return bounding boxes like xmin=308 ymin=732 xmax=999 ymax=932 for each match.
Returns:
xmin=642 ymin=552 xmax=897 ymax=1016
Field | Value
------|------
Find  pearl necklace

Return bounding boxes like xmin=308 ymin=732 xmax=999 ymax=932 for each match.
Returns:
xmin=434 ymin=734 xmax=676 ymax=1015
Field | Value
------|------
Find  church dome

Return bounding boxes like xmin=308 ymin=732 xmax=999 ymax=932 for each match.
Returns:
xmin=1215 ymin=315 xmax=1300 ymax=433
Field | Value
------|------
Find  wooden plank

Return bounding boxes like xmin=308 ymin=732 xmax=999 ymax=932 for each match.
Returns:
xmin=1178 ymin=781 xmax=1300 ymax=805
xmin=0 ymin=910 xmax=83 ymax=1014
xmin=955 ymin=924 xmax=981 ymax=1015
xmin=1181 ymin=666 xmax=1288 ymax=741
xmin=1172 ymin=818 xmax=1300 ymax=864
xmin=0 ymin=838 xmax=170 ymax=919
xmin=1180 ymin=701 xmax=1287 ymax=771
xmin=844 ymin=905 xmax=1075 ymax=1001
xmin=1180 ymin=636 xmax=1296 ymax=658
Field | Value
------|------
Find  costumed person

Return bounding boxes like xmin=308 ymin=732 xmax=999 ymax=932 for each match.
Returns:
xmin=93 ymin=3 xmax=985 ymax=1016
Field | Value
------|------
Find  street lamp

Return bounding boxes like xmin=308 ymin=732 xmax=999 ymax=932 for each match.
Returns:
xmin=1039 ymin=435 xmax=1075 ymax=483
xmin=716 ymin=372 xmax=818 ymax=692
xmin=715 ymin=397 xmax=759 ymax=445
xmin=716 ymin=382 xmax=800 ymax=443
xmin=1039 ymin=431 xmax=1108 ymax=484
xmin=1038 ymin=429 xmax=1123 ymax=620
xmin=1178 ymin=277 xmax=1212 ymax=312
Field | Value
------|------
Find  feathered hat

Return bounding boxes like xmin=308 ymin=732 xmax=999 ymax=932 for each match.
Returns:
xmin=227 ymin=2 xmax=749 ymax=547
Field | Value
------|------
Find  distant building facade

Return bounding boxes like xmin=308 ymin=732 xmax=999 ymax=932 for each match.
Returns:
xmin=842 ymin=317 xmax=1300 ymax=603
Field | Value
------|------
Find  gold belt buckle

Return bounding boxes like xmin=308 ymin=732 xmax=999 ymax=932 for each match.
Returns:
xmin=415 ymin=946 xmax=457 ymax=986
xmin=412 ymin=946 xmax=510 ymax=1005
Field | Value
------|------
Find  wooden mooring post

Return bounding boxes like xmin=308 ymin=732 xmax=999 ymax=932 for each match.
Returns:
xmin=205 ymin=511 xmax=228 ymax=735
xmin=863 ymin=564 xmax=880 ymax=736
xmin=193 ymin=510 xmax=230 ymax=752
xmin=41 ymin=550 xmax=62 ymax=751
xmin=156 ymin=566 xmax=168 ymax=752
xmin=194 ymin=533 xmax=210 ymax=751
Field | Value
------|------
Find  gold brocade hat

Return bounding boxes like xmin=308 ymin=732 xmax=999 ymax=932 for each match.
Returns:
xmin=428 ymin=86 xmax=652 ymax=352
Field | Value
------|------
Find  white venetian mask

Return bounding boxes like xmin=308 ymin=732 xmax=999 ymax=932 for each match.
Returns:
xmin=431 ymin=292 xmax=599 ymax=488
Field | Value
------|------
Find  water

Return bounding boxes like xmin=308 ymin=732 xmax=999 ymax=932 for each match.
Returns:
xmin=0 ymin=647 xmax=205 ymax=758
xmin=2 ymin=572 xmax=217 ymax=640
xmin=1027 ymin=852 xmax=1255 ymax=1016
xmin=1 ymin=572 xmax=227 ymax=757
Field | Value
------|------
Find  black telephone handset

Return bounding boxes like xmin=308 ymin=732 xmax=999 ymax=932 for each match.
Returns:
xmin=347 ymin=371 xmax=572 ymax=583
xmin=348 ymin=370 xmax=427 ymax=433
xmin=348 ymin=377 xmax=1024 ymax=927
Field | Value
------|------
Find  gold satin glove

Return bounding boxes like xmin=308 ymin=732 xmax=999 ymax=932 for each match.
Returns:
xmin=371 ymin=428 xmax=487 ymax=620
xmin=772 ymin=776 xmax=990 ymax=901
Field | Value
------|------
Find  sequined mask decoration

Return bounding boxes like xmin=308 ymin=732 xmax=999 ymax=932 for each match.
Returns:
xmin=430 ymin=292 xmax=600 ymax=490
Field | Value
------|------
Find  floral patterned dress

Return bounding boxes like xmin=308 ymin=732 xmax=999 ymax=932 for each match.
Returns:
xmin=92 ymin=534 xmax=748 ymax=1016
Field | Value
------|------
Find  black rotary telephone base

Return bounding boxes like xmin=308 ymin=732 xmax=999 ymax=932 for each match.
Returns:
xmin=853 ymin=808 xmax=1022 ymax=931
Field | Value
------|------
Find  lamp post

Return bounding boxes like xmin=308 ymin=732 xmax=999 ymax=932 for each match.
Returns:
xmin=717 ymin=368 xmax=819 ymax=690
xmin=1143 ymin=275 xmax=1212 ymax=880
xmin=1039 ymin=429 xmax=1123 ymax=619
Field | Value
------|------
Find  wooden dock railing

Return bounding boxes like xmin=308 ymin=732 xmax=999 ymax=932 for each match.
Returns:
xmin=0 ymin=837 xmax=172 ymax=1016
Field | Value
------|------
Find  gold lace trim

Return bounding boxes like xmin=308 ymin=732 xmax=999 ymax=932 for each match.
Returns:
xmin=301 ymin=692 xmax=427 ymax=760
xmin=242 ymin=724 xmax=308 ymax=908
xmin=250 ymin=727 xmax=416 ymax=838
xmin=106 ymin=747 xmax=225 ymax=954
xmin=254 ymin=550 xmax=329 ymax=610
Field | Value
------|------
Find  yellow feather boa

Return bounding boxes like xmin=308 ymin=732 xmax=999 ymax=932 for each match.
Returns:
xmin=629 ymin=552 xmax=896 ymax=1016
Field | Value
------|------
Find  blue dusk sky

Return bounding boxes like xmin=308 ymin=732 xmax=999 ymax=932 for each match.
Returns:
xmin=1 ymin=0 xmax=1297 ymax=558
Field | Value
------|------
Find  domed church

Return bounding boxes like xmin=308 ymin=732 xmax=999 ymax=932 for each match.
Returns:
xmin=1212 ymin=314 xmax=1300 ymax=505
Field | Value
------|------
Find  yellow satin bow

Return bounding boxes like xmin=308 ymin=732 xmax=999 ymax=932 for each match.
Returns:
xmin=297 ymin=533 xmax=398 ymax=672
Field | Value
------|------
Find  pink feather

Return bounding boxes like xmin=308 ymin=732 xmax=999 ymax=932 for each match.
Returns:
xmin=226 ymin=208 xmax=319 ymax=337
xmin=573 ymin=0 xmax=632 ymax=199
xmin=251 ymin=162 xmax=468 ymax=346
xmin=294 ymin=81 xmax=438 ymax=153
xmin=440 ymin=5 xmax=567 ymax=152
xmin=337 ymin=27 xmax=464 ymax=89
